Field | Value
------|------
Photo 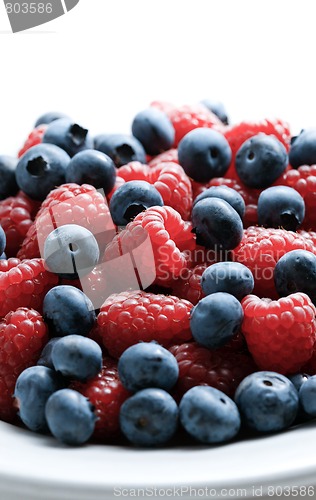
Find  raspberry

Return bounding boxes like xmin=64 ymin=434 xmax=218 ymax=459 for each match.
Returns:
xmin=96 ymin=290 xmax=193 ymax=358
xmin=171 ymin=264 xmax=206 ymax=305
xmin=148 ymin=149 xmax=179 ymax=168
xmin=241 ymin=293 xmax=316 ymax=374
xmin=0 ymin=258 xmax=58 ymax=317
xmin=0 ymin=307 xmax=48 ymax=421
xmin=169 ymin=342 xmax=257 ymax=400
xmin=71 ymin=356 xmax=130 ymax=440
xmin=298 ymin=230 xmax=316 ymax=248
xmin=17 ymin=183 xmax=113 ymax=260
xmin=232 ymin=226 xmax=316 ymax=298
xmin=167 ymin=104 xmax=222 ymax=146
xmin=18 ymin=124 xmax=47 ymax=158
xmin=0 ymin=194 xmax=33 ymax=257
xmin=150 ymin=100 xmax=175 ymax=115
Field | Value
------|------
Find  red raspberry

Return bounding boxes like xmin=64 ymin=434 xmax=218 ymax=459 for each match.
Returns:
xmin=17 ymin=183 xmax=113 ymax=260
xmin=169 ymin=342 xmax=257 ymax=400
xmin=232 ymin=226 xmax=316 ymax=298
xmin=96 ymin=290 xmax=193 ymax=358
xmin=0 ymin=258 xmax=58 ymax=317
xmin=148 ymin=149 xmax=179 ymax=168
xmin=71 ymin=356 xmax=130 ymax=441
xmin=171 ymin=264 xmax=206 ymax=305
xmin=150 ymin=100 xmax=175 ymax=115
xmin=18 ymin=124 xmax=47 ymax=158
xmin=241 ymin=293 xmax=316 ymax=374
xmin=0 ymin=307 xmax=48 ymax=422
xmin=0 ymin=194 xmax=33 ymax=257
xmin=298 ymin=230 xmax=316 ymax=248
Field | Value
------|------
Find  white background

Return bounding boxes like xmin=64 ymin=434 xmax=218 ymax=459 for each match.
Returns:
xmin=0 ymin=0 xmax=316 ymax=155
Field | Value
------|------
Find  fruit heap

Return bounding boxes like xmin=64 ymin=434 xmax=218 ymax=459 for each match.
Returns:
xmin=1 ymin=103 xmax=316 ymax=447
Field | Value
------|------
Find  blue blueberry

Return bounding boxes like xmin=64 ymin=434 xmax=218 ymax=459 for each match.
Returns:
xmin=179 ymin=386 xmax=240 ymax=443
xmin=94 ymin=133 xmax=146 ymax=168
xmin=191 ymin=198 xmax=243 ymax=250
xmin=52 ymin=335 xmax=102 ymax=381
xmin=200 ymin=99 xmax=229 ymax=125
xmin=194 ymin=185 xmax=245 ymax=219
xmin=178 ymin=128 xmax=232 ymax=183
xmin=201 ymin=262 xmax=254 ymax=300
xmin=0 ymin=225 xmax=6 ymax=256
xmin=43 ymin=285 xmax=96 ymax=337
xmin=0 ymin=252 xmax=6 ymax=260
xmin=35 ymin=111 xmax=70 ymax=127
xmin=0 ymin=155 xmax=18 ymax=200
xmin=109 ymin=181 xmax=163 ymax=226
xmin=43 ymin=224 xmax=99 ymax=279
xmin=235 ymin=371 xmax=299 ymax=432
xmin=190 ymin=292 xmax=243 ymax=349
xmin=289 ymin=128 xmax=316 ymax=168
xmin=132 ymin=108 xmax=175 ymax=156
xmin=235 ymin=134 xmax=288 ymax=188
xmin=14 ymin=366 xmax=64 ymax=432
xmin=66 ymin=150 xmax=116 ymax=195
xmin=37 ymin=338 xmax=61 ymax=369
xmin=287 ymin=373 xmax=310 ymax=392
xmin=274 ymin=250 xmax=316 ymax=304
xmin=120 ymin=388 xmax=178 ymax=446
xmin=43 ymin=119 xmax=93 ymax=158
xmin=258 ymin=186 xmax=305 ymax=231
xmin=15 ymin=144 xmax=70 ymax=200
xmin=45 ymin=389 xmax=96 ymax=445
xmin=298 ymin=375 xmax=316 ymax=416
xmin=118 ymin=342 xmax=179 ymax=392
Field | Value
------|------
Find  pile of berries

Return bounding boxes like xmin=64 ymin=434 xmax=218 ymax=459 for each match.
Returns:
xmin=1 ymin=102 xmax=316 ymax=447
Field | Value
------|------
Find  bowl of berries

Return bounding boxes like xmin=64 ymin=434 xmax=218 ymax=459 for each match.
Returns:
xmin=1 ymin=101 xmax=316 ymax=499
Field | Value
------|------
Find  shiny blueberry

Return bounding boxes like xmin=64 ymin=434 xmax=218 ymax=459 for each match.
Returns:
xmin=52 ymin=335 xmax=102 ymax=381
xmin=0 ymin=225 xmax=6 ymax=256
xmin=66 ymin=150 xmax=116 ymax=195
xmin=200 ymin=99 xmax=229 ymax=125
xmin=299 ymin=375 xmax=316 ymax=417
xmin=35 ymin=111 xmax=70 ymax=127
xmin=258 ymin=186 xmax=305 ymax=231
xmin=94 ymin=133 xmax=146 ymax=168
xmin=132 ymin=108 xmax=175 ymax=155
xmin=43 ymin=118 xmax=93 ymax=158
xmin=201 ymin=262 xmax=254 ymax=300
xmin=194 ymin=185 xmax=245 ymax=219
xmin=0 ymin=155 xmax=18 ymax=200
xmin=287 ymin=373 xmax=310 ymax=392
xmin=37 ymin=338 xmax=61 ymax=369
xmin=289 ymin=128 xmax=316 ymax=168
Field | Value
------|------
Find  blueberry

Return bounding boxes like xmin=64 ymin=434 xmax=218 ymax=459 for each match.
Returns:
xmin=120 ymin=388 xmax=178 ymax=446
xmin=65 ymin=150 xmax=116 ymax=195
xmin=37 ymin=338 xmax=61 ymax=369
xmin=258 ymin=186 xmax=305 ymax=231
xmin=194 ymin=185 xmax=245 ymax=219
xmin=43 ymin=118 xmax=93 ymax=158
xmin=178 ymin=128 xmax=232 ymax=183
xmin=118 ymin=342 xmax=179 ymax=392
xmin=179 ymin=386 xmax=240 ymax=443
xmin=289 ymin=128 xmax=316 ymax=168
xmin=0 ymin=225 xmax=6 ymax=256
xmin=52 ymin=335 xmax=102 ymax=381
xmin=94 ymin=133 xmax=146 ymax=168
xmin=35 ymin=111 xmax=70 ymax=127
xmin=200 ymin=99 xmax=229 ymax=125
xmin=45 ymin=389 xmax=96 ymax=445
xmin=298 ymin=375 xmax=316 ymax=416
xmin=191 ymin=198 xmax=243 ymax=250
xmin=0 ymin=155 xmax=18 ymax=200
xmin=109 ymin=181 xmax=163 ymax=226
xmin=44 ymin=224 xmax=99 ymax=279
xmin=190 ymin=292 xmax=243 ymax=349
xmin=14 ymin=366 xmax=64 ymax=432
xmin=15 ymin=144 xmax=70 ymax=200
xmin=43 ymin=285 xmax=96 ymax=337
xmin=201 ymin=262 xmax=254 ymax=300
xmin=235 ymin=134 xmax=288 ymax=189
xmin=131 ymin=108 xmax=175 ymax=156
xmin=274 ymin=249 xmax=316 ymax=304
xmin=235 ymin=371 xmax=299 ymax=432
xmin=0 ymin=252 xmax=6 ymax=260
xmin=287 ymin=373 xmax=310 ymax=392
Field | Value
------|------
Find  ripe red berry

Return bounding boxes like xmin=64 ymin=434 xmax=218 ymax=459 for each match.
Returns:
xmin=171 ymin=264 xmax=206 ymax=305
xmin=18 ymin=124 xmax=47 ymax=158
xmin=0 ymin=194 xmax=34 ymax=257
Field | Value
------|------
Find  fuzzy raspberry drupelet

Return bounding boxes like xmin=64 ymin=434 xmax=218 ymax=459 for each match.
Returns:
xmin=0 ymin=194 xmax=34 ymax=257
xmin=171 ymin=264 xmax=206 ymax=305
xmin=241 ymin=293 xmax=316 ymax=374
xmin=148 ymin=148 xmax=179 ymax=168
xmin=150 ymin=100 xmax=175 ymax=115
xmin=96 ymin=290 xmax=193 ymax=358
xmin=0 ymin=307 xmax=48 ymax=422
xmin=18 ymin=124 xmax=48 ymax=158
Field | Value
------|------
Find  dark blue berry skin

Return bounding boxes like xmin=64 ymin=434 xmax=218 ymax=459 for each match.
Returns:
xmin=14 ymin=366 xmax=64 ymax=432
xmin=190 ymin=292 xmax=243 ymax=349
xmin=201 ymin=262 xmax=254 ymax=300
xmin=194 ymin=185 xmax=245 ymax=219
xmin=120 ymin=388 xmax=178 ymax=447
xmin=299 ymin=375 xmax=316 ymax=417
xmin=289 ymin=128 xmax=316 ymax=168
xmin=0 ymin=155 xmax=18 ymax=200
xmin=200 ymin=99 xmax=229 ymax=125
xmin=274 ymin=250 xmax=316 ymax=304
xmin=43 ymin=285 xmax=96 ymax=337
xmin=179 ymin=386 xmax=240 ymax=444
xmin=109 ymin=181 xmax=163 ymax=226
xmin=37 ymin=338 xmax=61 ymax=369
xmin=0 ymin=226 xmax=6 ymax=256
xmin=118 ymin=343 xmax=179 ymax=393
xmin=191 ymin=198 xmax=243 ymax=250
xmin=258 ymin=186 xmax=305 ymax=231
xmin=35 ymin=112 xmax=70 ymax=127
xmin=94 ymin=133 xmax=146 ymax=168
xmin=0 ymin=252 xmax=6 ymax=260
xmin=52 ymin=335 xmax=102 ymax=381
xmin=235 ymin=371 xmax=299 ymax=433
xmin=43 ymin=224 xmax=99 ymax=279
xmin=287 ymin=373 xmax=310 ymax=392
xmin=43 ymin=119 xmax=93 ymax=158
xmin=178 ymin=128 xmax=232 ymax=183
xmin=132 ymin=108 xmax=175 ymax=156
xmin=235 ymin=134 xmax=288 ymax=189
xmin=66 ymin=150 xmax=116 ymax=196
xmin=15 ymin=144 xmax=70 ymax=201
xmin=45 ymin=389 xmax=96 ymax=445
